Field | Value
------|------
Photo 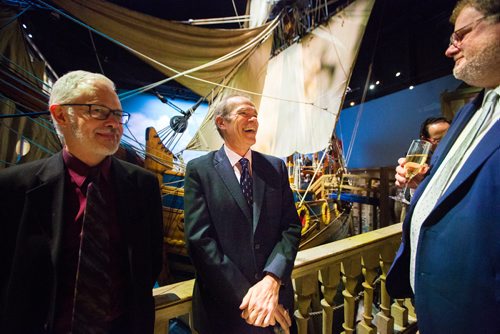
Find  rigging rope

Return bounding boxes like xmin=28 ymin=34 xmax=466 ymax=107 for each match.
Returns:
xmin=34 ymin=0 xmax=331 ymax=113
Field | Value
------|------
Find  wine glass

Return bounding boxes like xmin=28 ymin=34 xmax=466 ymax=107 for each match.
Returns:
xmin=391 ymin=139 xmax=432 ymax=204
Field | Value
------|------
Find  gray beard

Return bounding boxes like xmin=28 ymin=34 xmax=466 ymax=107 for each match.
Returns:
xmin=70 ymin=118 xmax=120 ymax=156
xmin=453 ymin=41 xmax=500 ymax=86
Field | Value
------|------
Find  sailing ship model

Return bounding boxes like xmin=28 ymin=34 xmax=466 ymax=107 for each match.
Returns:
xmin=1 ymin=0 xmax=375 ymax=282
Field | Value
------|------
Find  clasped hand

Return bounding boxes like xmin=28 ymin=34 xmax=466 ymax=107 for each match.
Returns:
xmin=239 ymin=275 xmax=292 ymax=333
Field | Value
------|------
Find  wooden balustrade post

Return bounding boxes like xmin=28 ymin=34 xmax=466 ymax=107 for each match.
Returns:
xmin=404 ymin=298 xmax=417 ymax=319
xmin=341 ymin=255 xmax=362 ymax=334
xmin=320 ymin=263 xmax=341 ymax=334
xmin=294 ymin=273 xmax=318 ymax=334
xmin=375 ymin=243 xmax=396 ymax=334
xmin=356 ymin=251 xmax=379 ymax=334
xmin=391 ymin=299 xmax=408 ymax=328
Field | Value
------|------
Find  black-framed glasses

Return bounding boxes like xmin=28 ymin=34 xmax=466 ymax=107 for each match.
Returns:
xmin=60 ymin=103 xmax=130 ymax=125
xmin=449 ymin=16 xmax=488 ymax=47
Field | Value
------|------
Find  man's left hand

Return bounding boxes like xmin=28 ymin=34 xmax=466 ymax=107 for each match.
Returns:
xmin=240 ymin=274 xmax=281 ymax=327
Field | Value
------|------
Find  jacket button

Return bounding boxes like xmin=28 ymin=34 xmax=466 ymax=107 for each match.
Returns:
xmin=254 ymin=243 xmax=261 ymax=250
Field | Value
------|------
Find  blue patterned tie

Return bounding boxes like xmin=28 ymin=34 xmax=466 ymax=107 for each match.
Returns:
xmin=71 ymin=178 xmax=111 ymax=333
xmin=239 ymin=158 xmax=253 ymax=207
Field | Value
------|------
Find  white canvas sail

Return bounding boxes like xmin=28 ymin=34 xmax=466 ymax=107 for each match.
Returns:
xmin=188 ymin=0 xmax=375 ymax=157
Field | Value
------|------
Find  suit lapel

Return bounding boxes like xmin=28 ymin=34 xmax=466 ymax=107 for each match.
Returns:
xmin=27 ymin=153 xmax=66 ymax=266
xmin=111 ymin=158 xmax=137 ymax=272
xmin=405 ymin=94 xmax=484 ymax=232
xmin=428 ymin=119 xmax=499 ymax=221
xmin=25 ymin=153 xmax=66 ymax=325
xmin=430 ymin=92 xmax=484 ymax=171
xmin=214 ymin=147 xmax=253 ymax=222
xmin=252 ymin=152 xmax=265 ymax=233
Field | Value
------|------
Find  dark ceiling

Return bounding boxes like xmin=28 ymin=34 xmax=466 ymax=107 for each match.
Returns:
xmin=8 ymin=0 xmax=459 ymax=107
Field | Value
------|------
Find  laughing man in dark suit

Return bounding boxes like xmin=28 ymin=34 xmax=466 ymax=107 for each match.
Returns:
xmin=184 ymin=94 xmax=302 ymax=333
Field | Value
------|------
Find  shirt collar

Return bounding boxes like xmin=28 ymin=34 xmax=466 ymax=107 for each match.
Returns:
xmin=223 ymin=145 xmax=252 ymax=168
xmin=482 ymin=85 xmax=500 ymax=107
xmin=62 ymin=149 xmax=112 ymax=188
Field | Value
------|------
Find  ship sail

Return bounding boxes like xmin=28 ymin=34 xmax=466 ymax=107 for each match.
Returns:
xmin=50 ymin=0 xmax=373 ymax=158
xmin=188 ymin=0 xmax=375 ymax=157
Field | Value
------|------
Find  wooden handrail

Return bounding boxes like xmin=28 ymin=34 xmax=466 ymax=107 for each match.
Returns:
xmin=293 ymin=223 xmax=402 ymax=278
xmin=153 ymin=223 xmax=406 ymax=334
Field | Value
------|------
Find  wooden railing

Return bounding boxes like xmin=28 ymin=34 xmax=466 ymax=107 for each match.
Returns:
xmin=153 ymin=223 xmax=416 ymax=334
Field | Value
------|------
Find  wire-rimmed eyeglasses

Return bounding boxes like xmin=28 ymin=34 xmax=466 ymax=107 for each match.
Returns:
xmin=449 ymin=16 xmax=490 ymax=47
xmin=60 ymin=103 xmax=130 ymax=125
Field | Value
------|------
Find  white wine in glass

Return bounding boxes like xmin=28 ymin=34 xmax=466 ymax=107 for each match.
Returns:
xmin=404 ymin=153 xmax=429 ymax=179
xmin=392 ymin=139 xmax=432 ymax=204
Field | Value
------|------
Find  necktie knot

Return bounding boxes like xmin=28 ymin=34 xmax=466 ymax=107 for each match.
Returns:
xmin=240 ymin=158 xmax=249 ymax=169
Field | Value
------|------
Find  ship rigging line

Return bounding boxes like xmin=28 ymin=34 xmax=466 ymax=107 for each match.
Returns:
xmin=34 ymin=0 xmax=330 ymax=113
xmin=344 ymin=0 xmax=386 ymax=166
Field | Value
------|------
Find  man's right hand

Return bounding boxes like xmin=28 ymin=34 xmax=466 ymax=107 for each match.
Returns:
xmin=395 ymin=157 xmax=428 ymax=188
xmin=273 ymin=304 xmax=292 ymax=334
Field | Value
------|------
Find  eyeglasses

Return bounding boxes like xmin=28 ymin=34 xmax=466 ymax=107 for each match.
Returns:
xmin=449 ymin=16 xmax=488 ymax=47
xmin=60 ymin=104 xmax=130 ymax=125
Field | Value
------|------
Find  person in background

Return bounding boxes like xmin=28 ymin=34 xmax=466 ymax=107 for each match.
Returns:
xmin=399 ymin=117 xmax=451 ymax=195
xmin=184 ymin=94 xmax=301 ymax=334
xmin=0 ymin=70 xmax=163 ymax=333
xmin=387 ymin=1 xmax=499 ymax=333
xmin=419 ymin=117 xmax=451 ymax=152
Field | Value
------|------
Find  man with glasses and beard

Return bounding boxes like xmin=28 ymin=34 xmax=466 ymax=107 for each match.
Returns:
xmin=0 ymin=71 xmax=163 ymax=333
xmin=387 ymin=1 xmax=499 ymax=333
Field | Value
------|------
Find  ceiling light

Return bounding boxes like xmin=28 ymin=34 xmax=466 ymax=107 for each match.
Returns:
xmin=22 ymin=24 xmax=27 ymax=29
xmin=28 ymin=34 xmax=33 ymax=38
xmin=369 ymin=84 xmax=375 ymax=90
xmin=409 ymin=85 xmax=414 ymax=90
xmin=395 ymin=72 xmax=401 ymax=77
xmin=350 ymin=101 xmax=355 ymax=107
xmin=375 ymin=80 xmax=380 ymax=85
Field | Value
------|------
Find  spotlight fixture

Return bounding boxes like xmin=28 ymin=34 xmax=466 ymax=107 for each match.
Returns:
xmin=369 ymin=84 xmax=375 ymax=90
xmin=395 ymin=72 xmax=401 ymax=77
xmin=28 ymin=34 xmax=33 ymax=38
xmin=350 ymin=101 xmax=355 ymax=107
xmin=375 ymin=80 xmax=380 ymax=85
xmin=22 ymin=24 xmax=27 ymax=29
xmin=409 ymin=85 xmax=414 ymax=90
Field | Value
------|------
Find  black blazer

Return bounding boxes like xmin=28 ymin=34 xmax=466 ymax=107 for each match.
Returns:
xmin=0 ymin=152 xmax=163 ymax=333
xmin=184 ymin=147 xmax=301 ymax=334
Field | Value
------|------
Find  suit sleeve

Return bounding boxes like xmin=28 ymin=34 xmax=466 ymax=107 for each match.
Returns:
xmin=263 ymin=159 xmax=302 ymax=281
xmin=184 ymin=161 xmax=252 ymax=308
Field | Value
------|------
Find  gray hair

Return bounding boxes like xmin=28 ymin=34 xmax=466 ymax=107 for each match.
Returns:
xmin=49 ymin=70 xmax=115 ymax=139
xmin=213 ymin=93 xmax=253 ymax=138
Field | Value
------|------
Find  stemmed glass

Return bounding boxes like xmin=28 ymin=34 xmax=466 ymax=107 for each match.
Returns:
xmin=391 ymin=139 xmax=432 ymax=204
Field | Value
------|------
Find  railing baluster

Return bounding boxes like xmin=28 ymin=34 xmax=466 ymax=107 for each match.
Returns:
xmin=154 ymin=224 xmax=404 ymax=334
xmin=375 ymin=243 xmax=397 ymax=334
xmin=357 ymin=251 xmax=379 ymax=334
xmin=320 ymin=263 xmax=341 ymax=334
xmin=294 ymin=272 xmax=318 ymax=334
xmin=391 ymin=299 xmax=408 ymax=329
xmin=341 ymin=255 xmax=362 ymax=334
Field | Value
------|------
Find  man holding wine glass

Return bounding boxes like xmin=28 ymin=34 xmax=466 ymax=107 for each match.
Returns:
xmin=387 ymin=1 xmax=500 ymax=333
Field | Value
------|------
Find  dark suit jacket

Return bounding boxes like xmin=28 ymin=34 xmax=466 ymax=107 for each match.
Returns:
xmin=0 ymin=152 xmax=163 ymax=333
xmin=387 ymin=92 xmax=500 ymax=333
xmin=184 ymin=147 xmax=301 ymax=334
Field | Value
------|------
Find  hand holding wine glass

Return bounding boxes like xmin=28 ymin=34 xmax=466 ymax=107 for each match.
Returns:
xmin=392 ymin=139 xmax=431 ymax=204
